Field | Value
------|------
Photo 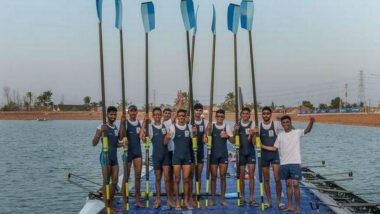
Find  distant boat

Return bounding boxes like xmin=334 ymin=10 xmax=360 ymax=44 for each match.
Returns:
xmin=36 ymin=118 xmax=48 ymax=121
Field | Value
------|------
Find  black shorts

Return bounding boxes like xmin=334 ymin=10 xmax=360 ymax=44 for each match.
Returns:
xmin=262 ymin=151 xmax=280 ymax=167
xmin=210 ymin=154 xmax=228 ymax=165
xmin=100 ymin=152 xmax=118 ymax=168
xmin=172 ymin=155 xmax=192 ymax=165
xmin=239 ymin=152 xmax=256 ymax=165
xmin=121 ymin=153 xmax=142 ymax=163
xmin=153 ymin=153 xmax=171 ymax=170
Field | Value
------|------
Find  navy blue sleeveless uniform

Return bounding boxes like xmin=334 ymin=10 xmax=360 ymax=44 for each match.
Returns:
xmin=190 ymin=119 xmax=205 ymax=164
xmin=210 ymin=124 xmax=228 ymax=165
xmin=238 ymin=121 xmax=256 ymax=165
xmin=172 ymin=124 xmax=192 ymax=165
xmin=151 ymin=124 xmax=171 ymax=170
xmin=100 ymin=125 xmax=119 ymax=168
xmin=123 ymin=120 xmax=142 ymax=163
xmin=260 ymin=122 xmax=280 ymax=167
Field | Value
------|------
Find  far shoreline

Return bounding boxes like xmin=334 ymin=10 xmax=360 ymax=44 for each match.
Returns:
xmin=1 ymin=111 xmax=379 ymax=127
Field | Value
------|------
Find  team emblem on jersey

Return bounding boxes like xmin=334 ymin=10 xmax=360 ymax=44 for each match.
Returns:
xmin=114 ymin=129 xmax=118 ymax=136
xmin=269 ymin=130 xmax=274 ymax=137
xmin=245 ymin=128 xmax=250 ymax=135
xmin=136 ymin=127 xmax=140 ymax=133
xmin=185 ymin=130 xmax=190 ymax=137
xmin=161 ymin=128 xmax=167 ymax=134
xmin=199 ymin=125 xmax=204 ymax=132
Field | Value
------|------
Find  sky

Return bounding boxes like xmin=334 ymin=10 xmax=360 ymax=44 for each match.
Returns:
xmin=1 ymin=0 xmax=380 ymax=108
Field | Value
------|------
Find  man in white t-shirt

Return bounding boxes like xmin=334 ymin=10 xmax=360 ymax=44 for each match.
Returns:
xmin=261 ymin=115 xmax=315 ymax=214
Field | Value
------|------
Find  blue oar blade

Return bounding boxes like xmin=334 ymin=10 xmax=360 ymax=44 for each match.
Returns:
xmin=211 ymin=4 xmax=216 ymax=34
xmin=96 ymin=0 xmax=103 ymax=22
xmin=194 ymin=5 xmax=199 ymax=34
xmin=180 ymin=0 xmax=196 ymax=31
xmin=115 ymin=0 xmax=122 ymax=29
xmin=141 ymin=2 xmax=155 ymax=32
xmin=240 ymin=0 xmax=254 ymax=31
xmin=227 ymin=4 xmax=240 ymax=34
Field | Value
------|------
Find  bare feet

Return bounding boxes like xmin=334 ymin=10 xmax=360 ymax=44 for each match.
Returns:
xmin=221 ymin=200 xmax=228 ymax=207
xmin=167 ymin=199 xmax=176 ymax=208
xmin=175 ymin=200 xmax=181 ymax=211
xmin=153 ymin=199 xmax=161 ymax=208
xmin=134 ymin=201 xmax=145 ymax=208
xmin=283 ymin=207 xmax=295 ymax=212
xmin=185 ymin=201 xmax=193 ymax=210
xmin=210 ymin=199 xmax=216 ymax=207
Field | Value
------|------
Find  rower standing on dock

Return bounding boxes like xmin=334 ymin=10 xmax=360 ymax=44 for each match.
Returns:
xmin=121 ymin=105 xmax=144 ymax=208
xmin=163 ymin=93 xmax=183 ymax=198
xmin=207 ymin=109 xmax=234 ymax=207
xmin=258 ymin=106 xmax=285 ymax=210
xmin=140 ymin=107 xmax=175 ymax=208
xmin=92 ymin=106 xmax=125 ymax=211
xmin=164 ymin=109 xmax=196 ymax=210
xmin=236 ymin=107 xmax=258 ymax=206
xmin=189 ymin=103 xmax=208 ymax=206
xmin=261 ymin=115 xmax=315 ymax=214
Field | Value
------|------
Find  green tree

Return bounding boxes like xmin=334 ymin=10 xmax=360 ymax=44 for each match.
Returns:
xmin=330 ymin=97 xmax=341 ymax=109
xmin=271 ymin=101 xmax=276 ymax=110
xmin=221 ymin=92 xmax=235 ymax=111
xmin=318 ymin=103 xmax=328 ymax=110
xmin=26 ymin=91 xmax=33 ymax=110
xmin=83 ymin=96 xmax=91 ymax=105
xmin=302 ymin=100 xmax=314 ymax=109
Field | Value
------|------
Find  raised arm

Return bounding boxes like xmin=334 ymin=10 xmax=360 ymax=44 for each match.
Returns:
xmin=164 ymin=128 xmax=173 ymax=145
xmin=304 ymin=117 xmax=315 ymax=135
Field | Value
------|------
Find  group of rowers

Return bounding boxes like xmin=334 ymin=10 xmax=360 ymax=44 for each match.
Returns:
xmin=92 ymin=98 xmax=314 ymax=213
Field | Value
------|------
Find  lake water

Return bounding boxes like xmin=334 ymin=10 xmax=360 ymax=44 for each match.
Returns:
xmin=0 ymin=120 xmax=379 ymax=213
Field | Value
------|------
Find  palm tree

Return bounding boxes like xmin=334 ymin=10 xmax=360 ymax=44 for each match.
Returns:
xmin=221 ymin=92 xmax=235 ymax=111
xmin=26 ymin=92 xmax=33 ymax=110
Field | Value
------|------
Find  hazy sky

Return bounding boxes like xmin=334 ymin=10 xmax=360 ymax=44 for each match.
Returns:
xmin=1 ymin=0 xmax=380 ymax=108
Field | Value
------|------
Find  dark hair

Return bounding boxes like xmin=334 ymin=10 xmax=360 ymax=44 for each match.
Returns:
xmin=152 ymin=107 xmax=162 ymax=113
xmin=194 ymin=103 xmax=203 ymax=110
xmin=215 ymin=109 xmax=225 ymax=115
xmin=241 ymin=107 xmax=251 ymax=114
xmin=128 ymin=105 xmax=137 ymax=110
xmin=262 ymin=106 xmax=272 ymax=113
xmin=177 ymin=109 xmax=187 ymax=115
xmin=163 ymin=108 xmax=172 ymax=113
xmin=107 ymin=106 xmax=117 ymax=113
xmin=280 ymin=115 xmax=292 ymax=122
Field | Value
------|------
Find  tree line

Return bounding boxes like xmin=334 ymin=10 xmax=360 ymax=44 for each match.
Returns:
xmin=0 ymin=87 xmax=368 ymax=112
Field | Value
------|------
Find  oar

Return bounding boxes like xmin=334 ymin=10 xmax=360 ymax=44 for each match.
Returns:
xmin=205 ymin=4 xmax=216 ymax=208
xmin=95 ymin=1 xmax=111 ymax=213
xmin=239 ymin=87 xmax=244 ymax=111
xmin=141 ymin=1 xmax=155 ymax=208
xmin=67 ymin=172 xmax=102 ymax=186
xmin=241 ymin=0 xmax=264 ymax=210
xmin=180 ymin=0 xmax=199 ymax=208
xmin=227 ymin=3 xmax=241 ymax=207
xmin=187 ymin=5 xmax=199 ymax=113
xmin=114 ymin=0 xmax=129 ymax=210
